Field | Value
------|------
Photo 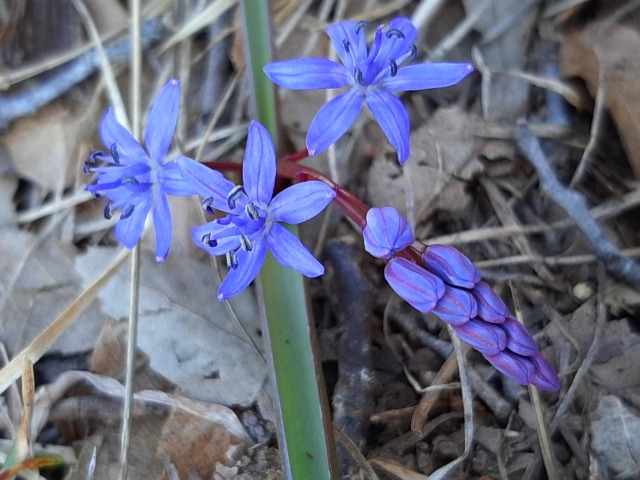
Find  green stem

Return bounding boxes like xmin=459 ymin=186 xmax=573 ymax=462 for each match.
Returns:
xmin=239 ymin=2 xmax=339 ymax=478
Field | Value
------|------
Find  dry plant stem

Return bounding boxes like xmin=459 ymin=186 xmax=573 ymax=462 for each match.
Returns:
xmin=550 ymin=263 xmax=607 ymax=432
xmin=515 ymin=124 xmax=640 ymax=289
xmin=0 ymin=248 xmax=130 ymax=395
xmin=0 ymin=19 xmax=162 ymax=130
xmin=118 ymin=1 xmax=142 ymax=478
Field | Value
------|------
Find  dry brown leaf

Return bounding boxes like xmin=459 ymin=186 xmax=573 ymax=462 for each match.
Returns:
xmin=76 ymin=247 xmax=266 ymax=407
xmin=560 ymin=19 xmax=640 ymax=177
xmin=463 ymin=0 xmax=537 ymax=120
xmin=1 ymin=103 xmax=81 ymax=193
xmin=0 ymin=227 xmax=106 ymax=357
xmin=367 ymin=107 xmax=485 ymax=221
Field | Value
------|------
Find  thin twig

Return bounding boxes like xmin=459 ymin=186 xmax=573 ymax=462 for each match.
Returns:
xmin=0 ymin=19 xmax=162 ymax=130
xmin=515 ymin=124 xmax=640 ymax=289
xmin=118 ymin=0 xmax=142 ymax=478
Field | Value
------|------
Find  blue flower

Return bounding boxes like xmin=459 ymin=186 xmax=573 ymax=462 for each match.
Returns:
xmin=178 ymin=121 xmax=336 ymax=300
xmin=264 ymin=18 xmax=474 ymax=163
xmin=85 ymin=79 xmax=195 ymax=262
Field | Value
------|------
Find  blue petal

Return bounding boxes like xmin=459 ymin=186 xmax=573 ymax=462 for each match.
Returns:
xmin=100 ymin=109 xmax=148 ymax=161
xmin=423 ymin=244 xmax=481 ymax=289
xmin=158 ymin=161 xmax=196 ymax=196
xmin=264 ymin=58 xmax=349 ymax=90
xmin=499 ymin=316 xmax=539 ymax=357
xmin=177 ymin=157 xmax=235 ymax=212
xmin=453 ymin=319 xmax=507 ymax=356
xmin=243 ymin=121 xmax=276 ymax=205
xmin=529 ymin=353 xmax=561 ymax=391
xmin=270 ymin=181 xmax=335 ymax=224
xmin=218 ymin=240 xmax=268 ymax=300
xmin=366 ymin=89 xmax=410 ymax=163
xmin=375 ymin=18 xmax=418 ymax=62
xmin=191 ymin=221 xmax=242 ymax=256
xmin=267 ymin=223 xmax=324 ymax=277
xmin=383 ymin=63 xmax=474 ymax=92
xmin=153 ymin=193 xmax=172 ymax=262
xmin=325 ymin=20 xmax=367 ymax=72
xmin=145 ymin=79 xmax=180 ymax=165
xmin=114 ymin=193 xmax=153 ymax=249
xmin=307 ymin=89 xmax=363 ymax=156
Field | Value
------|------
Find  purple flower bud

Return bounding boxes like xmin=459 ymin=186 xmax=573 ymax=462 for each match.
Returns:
xmin=363 ymin=206 xmax=414 ymax=259
xmin=452 ymin=318 xmax=506 ymax=356
xmin=385 ymin=257 xmax=445 ymax=313
xmin=529 ymin=352 xmax=561 ymax=391
xmin=499 ymin=316 xmax=539 ymax=356
xmin=432 ymin=285 xmax=477 ymax=326
xmin=423 ymin=245 xmax=481 ymax=289
xmin=472 ymin=281 xmax=509 ymax=323
xmin=483 ymin=350 xmax=536 ymax=385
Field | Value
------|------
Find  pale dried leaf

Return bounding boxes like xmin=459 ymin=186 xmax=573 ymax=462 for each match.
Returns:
xmin=591 ymin=395 xmax=640 ymax=477
xmin=560 ymin=20 xmax=640 ymax=177
xmin=76 ymin=247 xmax=266 ymax=407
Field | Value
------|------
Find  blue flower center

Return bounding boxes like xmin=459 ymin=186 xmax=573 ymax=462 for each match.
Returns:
xmin=344 ymin=23 xmax=417 ymax=90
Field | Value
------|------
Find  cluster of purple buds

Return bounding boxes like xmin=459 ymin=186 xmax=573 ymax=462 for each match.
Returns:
xmin=363 ymin=207 xmax=560 ymax=391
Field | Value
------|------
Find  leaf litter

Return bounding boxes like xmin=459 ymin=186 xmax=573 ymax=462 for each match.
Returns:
xmin=0 ymin=0 xmax=640 ymax=478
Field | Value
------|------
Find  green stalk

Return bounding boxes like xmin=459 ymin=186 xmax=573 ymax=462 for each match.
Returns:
xmin=239 ymin=2 xmax=339 ymax=478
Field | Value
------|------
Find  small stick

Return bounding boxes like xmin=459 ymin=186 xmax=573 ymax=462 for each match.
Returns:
xmin=515 ymin=123 xmax=640 ymax=289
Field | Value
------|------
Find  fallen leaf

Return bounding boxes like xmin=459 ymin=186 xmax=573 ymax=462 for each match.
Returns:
xmin=560 ymin=18 xmax=640 ymax=177
xmin=590 ymin=395 xmax=640 ymax=477
xmin=76 ymin=247 xmax=266 ymax=407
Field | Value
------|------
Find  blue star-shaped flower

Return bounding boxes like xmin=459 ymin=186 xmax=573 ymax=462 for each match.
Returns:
xmin=264 ymin=18 xmax=474 ymax=163
xmin=178 ymin=121 xmax=336 ymax=300
xmin=85 ymin=79 xmax=195 ymax=262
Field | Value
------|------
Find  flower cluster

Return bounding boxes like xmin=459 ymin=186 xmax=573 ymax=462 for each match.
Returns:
xmin=264 ymin=18 xmax=473 ymax=163
xmin=364 ymin=207 xmax=560 ymax=391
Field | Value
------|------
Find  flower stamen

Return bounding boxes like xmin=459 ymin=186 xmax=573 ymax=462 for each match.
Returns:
xmin=389 ymin=59 xmax=398 ymax=77
xmin=201 ymin=233 xmax=218 ymax=248
xmin=120 ymin=204 xmax=135 ymax=219
xmin=246 ymin=203 xmax=260 ymax=221
xmin=386 ymin=28 xmax=405 ymax=39
xmin=240 ymin=235 xmax=253 ymax=252
xmin=226 ymin=250 xmax=238 ymax=269
xmin=227 ymin=185 xmax=245 ymax=210
xmin=109 ymin=143 xmax=120 ymax=164
xmin=355 ymin=21 xmax=370 ymax=34
xmin=103 ymin=203 xmax=112 ymax=220
xmin=202 ymin=197 xmax=215 ymax=214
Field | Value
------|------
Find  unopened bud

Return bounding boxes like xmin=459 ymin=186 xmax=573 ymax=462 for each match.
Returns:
xmin=423 ymin=245 xmax=480 ymax=289
xmin=452 ymin=318 xmax=506 ymax=356
xmin=529 ymin=352 xmax=561 ymax=391
xmin=385 ymin=257 xmax=444 ymax=313
xmin=500 ymin=316 xmax=539 ymax=356
xmin=432 ymin=285 xmax=477 ymax=326
xmin=472 ymin=281 xmax=509 ymax=323
xmin=363 ymin=206 xmax=414 ymax=259
xmin=483 ymin=350 xmax=536 ymax=385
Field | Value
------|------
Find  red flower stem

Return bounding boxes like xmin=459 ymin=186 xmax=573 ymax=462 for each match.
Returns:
xmin=284 ymin=148 xmax=310 ymax=163
xmin=202 ymin=158 xmax=426 ymax=263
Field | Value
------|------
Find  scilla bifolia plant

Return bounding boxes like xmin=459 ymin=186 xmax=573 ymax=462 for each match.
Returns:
xmin=86 ymin=18 xmax=560 ymax=391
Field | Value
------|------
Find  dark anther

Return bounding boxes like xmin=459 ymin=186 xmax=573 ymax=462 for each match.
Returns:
xmin=121 ymin=176 xmax=139 ymax=185
xmin=226 ymin=251 xmax=239 ymax=270
xmin=342 ymin=39 xmax=350 ymax=53
xmin=227 ymin=185 xmax=245 ymax=210
xmin=240 ymin=235 xmax=253 ymax=252
xmin=389 ymin=59 xmax=398 ymax=77
xmin=355 ymin=69 xmax=364 ymax=86
xmin=120 ymin=204 xmax=135 ymax=220
xmin=103 ymin=203 xmax=112 ymax=220
xmin=410 ymin=44 xmax=418 ymax=62
xmin=88 ymin=150 xmax=103 ymax=163
xmin=201 ymin=197 xmax=215 ymax=214
xmin=201 ymin=233 xmax=218 ymax=248
xmin=246 ymin=203 xmax=260 ymax=221
xmin=355 ymin=21 xmax=370 ymax=34
xmin=109 ymin=143 xmax=120 ymax=164
xmin=386 ymin=28 xmax=405 ymax=39
xmin=83 ymin=161 xmax=92 ymax=175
